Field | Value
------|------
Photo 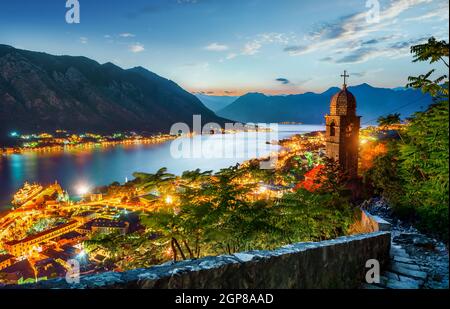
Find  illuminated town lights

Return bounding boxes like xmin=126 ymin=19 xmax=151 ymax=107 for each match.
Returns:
xmin=258 ymin=185 xmax=267 ymax=194
xmin=77 ymin=250 xmax=87 ymax=260
xmin=165 ymin=195 xmax=173 ymax=204
xmin=75 ymin=183 xmax=90 ymax=195
xmin=164 ymin=247 xmax=173 ymax=258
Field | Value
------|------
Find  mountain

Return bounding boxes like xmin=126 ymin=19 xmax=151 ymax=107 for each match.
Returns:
xmin=217 ymin=83 xmax=433 ymax=124
xmin=194 ymin=94 xmax=238 ymax=113
xmin=0 ymin=44 xmax=228 ymax=137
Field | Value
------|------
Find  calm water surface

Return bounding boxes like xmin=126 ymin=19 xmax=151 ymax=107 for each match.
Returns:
xmin=0 ymin=125 xmax=324 ymax=208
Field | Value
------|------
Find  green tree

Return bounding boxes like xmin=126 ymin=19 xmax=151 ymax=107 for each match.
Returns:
xmin=407 ymin=37 xmax=449 ymax=97
xmin=132 ymin=167 xmax=175 ymax=193
xmin=275 ymin=189 xmax=354 ymax=242
xmin=377 ymin=113 xmax=402 ymax=129
xmin=366 ymin=37 xmax=449 ymax=240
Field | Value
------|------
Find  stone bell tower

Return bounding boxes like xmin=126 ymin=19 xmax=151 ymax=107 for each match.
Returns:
xmin=325 ymin=71 xmax=361 ymax=179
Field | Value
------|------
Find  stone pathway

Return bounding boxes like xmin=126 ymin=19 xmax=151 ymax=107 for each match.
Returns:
xmin=363 ymin=243 xmax=428 ymax=289
xmin=361 ymin=197 xmax=449 ymax=290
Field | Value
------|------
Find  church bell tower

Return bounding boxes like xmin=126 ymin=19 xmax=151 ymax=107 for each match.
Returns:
xmin=325 ymin=71 xmax=361 ymax=179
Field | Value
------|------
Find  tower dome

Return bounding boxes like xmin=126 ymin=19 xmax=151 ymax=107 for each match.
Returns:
xmin=330 ymin=85 xmax=356 ymax=116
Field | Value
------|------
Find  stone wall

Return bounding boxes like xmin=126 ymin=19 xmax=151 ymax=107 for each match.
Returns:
xmin=13 ymin=209 xmax=392 ymax=289
xmin=360 ymin=210 xmax=392 ymax=232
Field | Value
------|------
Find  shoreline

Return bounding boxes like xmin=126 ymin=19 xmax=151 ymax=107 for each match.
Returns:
xmin=0 ymin=127 xmax=319 ymax=213
xmin=0 ymin=128 xmax=274 ymax=156
xmin=0 ymin=134 xmax=177 ymax=156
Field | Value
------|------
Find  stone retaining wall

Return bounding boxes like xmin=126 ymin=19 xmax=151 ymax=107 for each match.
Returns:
xmin=16 ymin=209 xmax=392 ymax=289
xmin=360 ymin=210 xmax=392 ymax=232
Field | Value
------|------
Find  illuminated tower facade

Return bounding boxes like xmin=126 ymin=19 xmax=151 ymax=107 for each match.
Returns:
xmin=325 ymin=71 xmax=361 ymax=179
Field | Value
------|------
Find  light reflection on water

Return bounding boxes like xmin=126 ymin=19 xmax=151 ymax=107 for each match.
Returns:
xmin=0 ymin=125 xmax=324 ymax=209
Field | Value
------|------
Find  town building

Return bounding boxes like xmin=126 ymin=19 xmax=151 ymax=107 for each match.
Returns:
xmin=0 ymin=254 xmax=15 ymax=270
xmin=86 ymin=193 xmax=103 ymax=202
xmin=90 ymin=219 xmax=129 ymax=235
xmin=34 ymin=258 xmax=67 ymax=280
xmin=3 ymin=220 xmax=80 ymax=257
xmin=0 ymin=259 xmax=36 ymax=285
xmin=54 ymin=231 xmax=85 ymax=246
xmin=73 ymin=211 xmax=98 ymax=223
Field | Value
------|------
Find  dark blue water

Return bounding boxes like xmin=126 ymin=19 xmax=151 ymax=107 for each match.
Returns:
xmin=0 ymin=125 xmax=324 ymax=209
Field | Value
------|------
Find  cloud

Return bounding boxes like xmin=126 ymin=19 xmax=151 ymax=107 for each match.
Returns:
xmin=351 ymin=72 xmax=366 ymax=77
xmin=284 ymin=0 xmax=431 ymax=60
xmin=275 ymin=78 xmax=291 ymax=85
xmin=319 ymin=56 xmax=333 ymax=62
xmin=334 ymin=48 xmax=378 ymax=63
xmin=242 ymin=41 xmax=262 ymax=55
xmin=361 ymin=35 xmax=398 ymax=46
xmin=332 ymin=37 xmax=429 ymax=63
xmin=404 ymin=0 xmax=449 ymax=22
xmin=181 ymin=62 xmax=210 ymax=71
xmin=79 ymin=37 xmax=88 ymax=44
xmin=205 ymin=43 xmax=229 ymax=51
xmin=362 ymin=39 xmax=379 ymax=45
xmin=129 ymin=43 xmax=145 ymax=53
xmin=119 ymin=33 xmax=136 ymax=38
xmin=242 ymin=32 xmax=296 ymax=56
xmin=390 ymin=37 xmax=430 ymax=50
xmin=283 ymin=45 xmax=308 ymax=53
xmin=219 ymin=53 xmax=238 ymax=63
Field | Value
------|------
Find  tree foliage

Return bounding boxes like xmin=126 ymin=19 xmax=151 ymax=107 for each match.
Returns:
xmin=138 ymin=162 xmax=354 ymax=262
xmin=407 ymin=37 xmax=449 ymax=97
xmin=377 ymin=113 xmax=401 ymax=129
xmin=366 ymin=37 xmax=449 ymax=241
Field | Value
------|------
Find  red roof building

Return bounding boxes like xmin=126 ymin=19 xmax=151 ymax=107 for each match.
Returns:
xmin=295 ymin=164 xmax=325 ymax=192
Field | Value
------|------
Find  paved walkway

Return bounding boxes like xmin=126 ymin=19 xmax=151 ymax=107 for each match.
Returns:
xmin=361 ymin=198 xmax=448 ymax=289
xmin=363 ymin=243 xmax=428 ymax=289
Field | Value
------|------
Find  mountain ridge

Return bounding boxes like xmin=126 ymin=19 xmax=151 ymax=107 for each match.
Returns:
xmin=193 ymin=93 xmax=238 ymax=113
xmin=215 ymin=84 xmax=433 ymax=124
xmin=0 ymin=44 xmax=228 ymax=137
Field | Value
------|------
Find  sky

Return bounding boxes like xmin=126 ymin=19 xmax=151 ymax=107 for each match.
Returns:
xmin=0 ymin=0 xmax=448 ymax=95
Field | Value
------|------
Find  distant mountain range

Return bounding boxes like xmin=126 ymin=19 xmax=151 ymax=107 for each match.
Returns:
xmin=208 ymin=84 xmax=433 ymax=124
xmin=0 ymin=44 xmax=227 ymax=137
xmin=193 ymin=93 xmax=238 ymax=113
xmin=0 ymin=44 xmax=434 ymax=141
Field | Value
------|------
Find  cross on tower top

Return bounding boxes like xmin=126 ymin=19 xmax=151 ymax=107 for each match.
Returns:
xmin=341 ymin=70 xmax=350 ymax=87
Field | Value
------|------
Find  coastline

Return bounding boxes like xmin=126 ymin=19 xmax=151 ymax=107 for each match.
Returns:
xmin=0 ymin=126 xmax=320 ymax=213
xmin=0 ymin=135 xmax=177 ymax=156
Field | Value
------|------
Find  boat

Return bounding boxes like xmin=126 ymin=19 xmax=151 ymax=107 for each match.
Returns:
xmin=11 ymin=182 xmax=44 ymax=206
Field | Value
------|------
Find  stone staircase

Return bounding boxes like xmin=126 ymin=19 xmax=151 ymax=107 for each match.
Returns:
xmin=360 ymin=199 xmax=448 ymax=289
xmin=362 ymin=243 xmax=428 ymax=289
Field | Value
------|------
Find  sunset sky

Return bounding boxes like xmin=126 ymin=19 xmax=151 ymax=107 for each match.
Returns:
xmin=0 ymin=0 xmax=448 ymax=95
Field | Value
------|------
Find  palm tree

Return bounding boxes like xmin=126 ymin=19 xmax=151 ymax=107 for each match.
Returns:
xmin=180 ymin=169 xmax=212 ymax=188
xmin=377 ymin=113 xmax=402 ymax=130
xmin=132 ymin=167 xmax=175 ymax=193
xmin=408 ymin=37 xmax=449 ymax=96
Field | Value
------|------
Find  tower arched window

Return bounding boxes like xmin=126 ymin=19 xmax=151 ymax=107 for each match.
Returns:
xmin=330 ymin=121 xmax=336 ymax=137
xmin=346 ymin=123 xmax=354 ymax=137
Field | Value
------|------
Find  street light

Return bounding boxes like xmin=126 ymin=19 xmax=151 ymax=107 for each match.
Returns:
xmin=75 ymin=183 xmax=90 ymax=196
xmin=165 ymin=195 xmax=173 ymax=204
